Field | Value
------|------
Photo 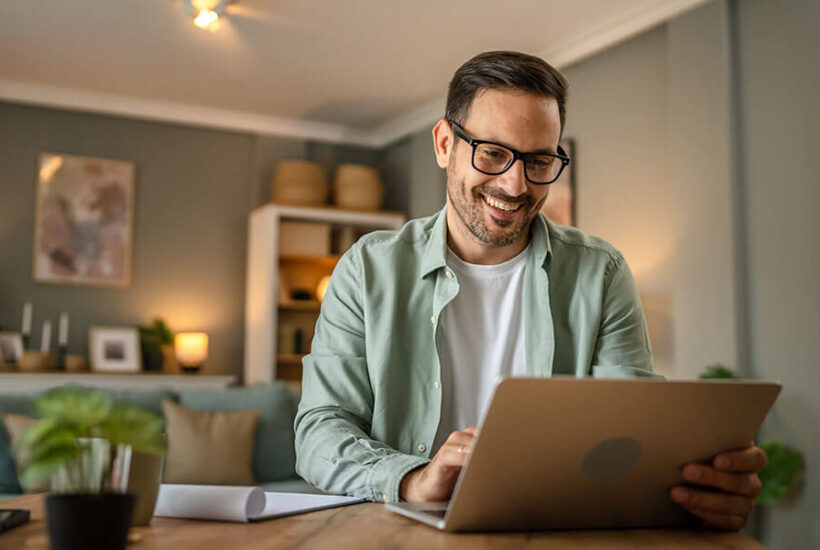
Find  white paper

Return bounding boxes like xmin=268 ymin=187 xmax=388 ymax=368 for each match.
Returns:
xmin=154 ymin=484 xmax=363 ymax=523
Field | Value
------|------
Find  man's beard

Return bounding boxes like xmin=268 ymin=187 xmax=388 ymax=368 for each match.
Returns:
xmin=446 ymin=168 xmax=545 ymax=248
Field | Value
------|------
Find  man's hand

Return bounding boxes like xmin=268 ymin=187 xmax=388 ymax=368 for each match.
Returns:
xmin=670 ymin=441 xmax=767 ymax=530
xmin=399 ymin=428 xmax=477 ymax=502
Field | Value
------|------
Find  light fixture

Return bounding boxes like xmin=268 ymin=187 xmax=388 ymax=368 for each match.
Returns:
xmin=175 ymin=332 xmax=209 ymax=373
xmin=183 ymin=0 xmax=233 ymax=31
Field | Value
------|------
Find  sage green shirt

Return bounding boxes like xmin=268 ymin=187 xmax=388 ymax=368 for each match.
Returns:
xmin=294 ymin=207 xmax=658 ymax=503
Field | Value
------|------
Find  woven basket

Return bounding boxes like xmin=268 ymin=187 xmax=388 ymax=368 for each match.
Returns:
xmin=271 ymin=160 xmax=328 ymax=206
xmin=333 ymin=164 xmax=384 ymax=211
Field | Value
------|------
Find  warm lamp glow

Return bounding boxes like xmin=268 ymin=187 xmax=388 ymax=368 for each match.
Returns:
xmin=193 ymin=9 xmax=219 ymax=30
xmin=175 ymin=332 xmax=209 ymax=370
xmin=316 ymin=275 xmax=332 ymax=302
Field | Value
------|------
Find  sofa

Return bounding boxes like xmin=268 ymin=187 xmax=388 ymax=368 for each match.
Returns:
xmin=0 ymin=381 xmax=322 ymax=500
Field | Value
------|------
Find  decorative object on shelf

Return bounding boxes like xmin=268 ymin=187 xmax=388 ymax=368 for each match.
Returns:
xmin=21 ymin=302 xmax=32 ymax=349
xmin=0 ymin=332 xmax=25 ymax=367
xmin=279 ymin=221 xmax=331 ymax=256
xmin=271 ymin=160 xmax=328 ymax=206
xmin=34 ymin=152 xmax=135 ymax=288
xmin=64 ymin=355 xmax=89 ymax=372
xmin=15 ymin=387 xmax=165 ymax=547
xmin=57 ymin=313 xmax=69 ymax=370
xmin=333 ymin=164 xmax=384 ymax=210
xmin=89 ymin=327 xmax=142 ymax=373
xmin=139 ymin=318 xmax=175 ymax=372
xmin=540 ymin=138 xmax=576 ymax=227
xmin=290 ymin=289 xmax=313 ymax=301
xmin=316 ymin=275 xmax=332 ymax=302
xmin=175 ymin=332 xmax=209 ymax=373
xmin=699 ymin=364 xmax=805 ymax=505
xmin=40 ymin=320 xmax=52 ymax=354
xmin=18 ymin=350 xmax=54 ymax=372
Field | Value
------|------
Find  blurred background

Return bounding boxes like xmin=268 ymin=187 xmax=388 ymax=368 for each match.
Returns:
xmin=0 ymin=1 xmax=817 ymax=547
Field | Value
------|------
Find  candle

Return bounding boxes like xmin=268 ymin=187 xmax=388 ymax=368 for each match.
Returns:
xmin=22 ymin=302 xmax=32 ymax=335
xmin=58 ymin=313 xmax=69 ymax=347
xmin=41 ymin=321 xmax=52 ymax=353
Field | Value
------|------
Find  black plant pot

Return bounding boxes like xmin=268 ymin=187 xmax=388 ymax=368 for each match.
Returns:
xmin=46 ymin=492 xmax=135 ymax=550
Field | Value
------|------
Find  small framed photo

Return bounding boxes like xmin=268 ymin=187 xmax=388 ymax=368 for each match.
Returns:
xmin=89 ymin=326 xmax=141 ymax=372
xmin=0 ymin=332 xmax=25 ymax=367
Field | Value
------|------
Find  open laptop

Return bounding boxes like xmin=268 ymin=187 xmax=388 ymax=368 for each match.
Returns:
xmin=386 ymin=377 xmax=780 ymax=532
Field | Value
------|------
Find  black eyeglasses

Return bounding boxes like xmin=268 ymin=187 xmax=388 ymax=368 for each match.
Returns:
xmin=448 ymin=120 xmax=570 ymax=185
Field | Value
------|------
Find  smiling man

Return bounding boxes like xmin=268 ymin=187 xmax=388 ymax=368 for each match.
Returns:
xmin=294 ymin=51 xmax=767 ymax=531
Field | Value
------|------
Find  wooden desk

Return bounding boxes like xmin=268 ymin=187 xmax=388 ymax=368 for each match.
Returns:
xmin=0 ymin=494 xmax=766 ymax=549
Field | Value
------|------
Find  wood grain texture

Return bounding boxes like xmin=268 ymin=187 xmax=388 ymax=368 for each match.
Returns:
xmin=0 ymin=494 xmax=767 ymax=550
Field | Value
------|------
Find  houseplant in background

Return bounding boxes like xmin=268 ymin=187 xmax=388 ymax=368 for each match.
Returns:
xmin=16 ymin=387 xmax=165 ymax=550
xmin=139 ymin=317 xmax=175 ymax=372
xmin=699 ymin=364 xmax=805 ymax=504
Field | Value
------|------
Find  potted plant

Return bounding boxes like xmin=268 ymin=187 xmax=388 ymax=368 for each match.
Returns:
xmin=699 ymin=364 xmax=805 ymax=504
xmin=16 ymin=387 xmax=165 ymax=550
xmin=139 ymin=318 xmax=174 ymax=372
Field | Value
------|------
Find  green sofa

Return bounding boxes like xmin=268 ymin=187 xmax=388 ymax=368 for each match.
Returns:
xmin=0 ymin=382 xmax=322 ymax=500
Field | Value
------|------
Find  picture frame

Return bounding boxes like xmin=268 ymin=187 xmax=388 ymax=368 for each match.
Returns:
xmin=541 ymin=138 xmax=576 ymax=227
xmin=33 ymin=152 xmax=136 ymax=288
xmin=0 ymin=332 xmax=25 ymax=367
xmin=89 ymin=326 xmax=142 ymax=372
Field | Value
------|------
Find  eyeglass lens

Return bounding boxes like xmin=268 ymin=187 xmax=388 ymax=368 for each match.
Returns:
xmin=473 ymin=143 xmax=563 ymax=184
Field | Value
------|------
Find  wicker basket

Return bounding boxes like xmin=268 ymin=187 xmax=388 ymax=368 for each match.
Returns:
xmin=271 ymin=160 xmax=328 ymax=206
xmin=333 ymin=164 xmax=384 ymax=211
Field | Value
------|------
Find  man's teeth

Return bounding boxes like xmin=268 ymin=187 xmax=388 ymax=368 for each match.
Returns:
xmin=483 ymin=195 xmax=521 ymax=212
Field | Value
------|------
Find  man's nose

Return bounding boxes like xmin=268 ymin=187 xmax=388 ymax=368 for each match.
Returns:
xmin=496 ymin=159 xmax=528 ymax=197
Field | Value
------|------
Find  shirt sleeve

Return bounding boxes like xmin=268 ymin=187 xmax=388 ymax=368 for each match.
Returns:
xmin=294 ymin=246 xmax=429 ymax=503
xmin=591 ymin=252 xmax=662 ymax=379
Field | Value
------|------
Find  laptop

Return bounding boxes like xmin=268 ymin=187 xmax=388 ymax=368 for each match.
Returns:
xmin=386 ymin=377 xmax=780 ymax=532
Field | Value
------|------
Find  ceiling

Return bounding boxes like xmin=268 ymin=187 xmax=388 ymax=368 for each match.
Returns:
xmin=0 ymin=0 xmax=708 ymax=147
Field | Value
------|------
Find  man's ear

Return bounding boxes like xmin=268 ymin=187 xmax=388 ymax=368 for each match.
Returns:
xmin=432 ymin=119 xmax=453 ymax=169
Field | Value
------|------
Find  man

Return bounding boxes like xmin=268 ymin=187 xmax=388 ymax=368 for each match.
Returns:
xmin=295 ymin=51 xmax=766 ymax=531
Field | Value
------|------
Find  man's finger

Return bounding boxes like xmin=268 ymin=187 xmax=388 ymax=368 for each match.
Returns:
xmin=682 ymin=464 xmax=762 ymax=497
xmin=670 ymin=487 xmax=755 ymax=517
xmin=713 ymin=444 xmax=768 ymax=472
xmin=686 ymin=506 xmax=748 ymax=531
xmin=435 ymin=445 xmax=470 ymax=468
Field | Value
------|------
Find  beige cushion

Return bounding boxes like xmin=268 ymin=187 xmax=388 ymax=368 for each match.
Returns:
xmin=2 ymin=413 xmax=48 ymax=493
xmin=161 ymin=400 xmax=261 ymax=485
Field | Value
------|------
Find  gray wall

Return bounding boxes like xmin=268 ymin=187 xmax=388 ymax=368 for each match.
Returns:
xmin=736 ymin=0 xmax=820 ymax=546
xmin=0 ymin=103 xmax=384 ymax=376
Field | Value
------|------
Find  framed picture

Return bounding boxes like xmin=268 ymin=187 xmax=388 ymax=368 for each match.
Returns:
xmin=33 ymin=152 xmax=136 ymax=287
xmin=89 ymin=326 xmax=141 ymax=372
xmin=0 ymin=332 xmax=25 ymax=367
xmin=541 ymin=138 xmax=576 ymax=227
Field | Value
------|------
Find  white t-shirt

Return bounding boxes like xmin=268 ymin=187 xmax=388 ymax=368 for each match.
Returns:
xmin=432 ymin=245 xmax=529 ymax=454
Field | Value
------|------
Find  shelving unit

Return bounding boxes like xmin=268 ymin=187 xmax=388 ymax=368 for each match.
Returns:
xmin=244 ymin=204 xmax=405 ymax=386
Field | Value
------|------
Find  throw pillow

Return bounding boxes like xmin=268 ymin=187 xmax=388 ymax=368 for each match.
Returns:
xmin=1 ymin=413 xmax=48 ymax=493
xmin=161 ymin=400 xmax=261 ymax=485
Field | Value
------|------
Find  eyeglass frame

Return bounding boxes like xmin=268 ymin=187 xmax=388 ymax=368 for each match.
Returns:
xmin=448 ymin=120 xmax=571 ymax=185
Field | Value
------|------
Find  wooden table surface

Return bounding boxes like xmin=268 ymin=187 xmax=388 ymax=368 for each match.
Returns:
xmin=0 ymin=493 xmax=766 ymax=550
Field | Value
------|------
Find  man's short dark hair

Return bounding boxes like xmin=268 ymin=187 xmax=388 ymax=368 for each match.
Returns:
xmin=445 ymin=51 xmax=568 ymax=135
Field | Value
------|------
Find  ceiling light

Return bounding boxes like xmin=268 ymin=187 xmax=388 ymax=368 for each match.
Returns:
xmin=183 ymin=0 xmax=233 ymax=31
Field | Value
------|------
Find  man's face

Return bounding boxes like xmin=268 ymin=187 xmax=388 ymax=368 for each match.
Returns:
xmin=443 ymin=89 xmax=561 ymax=249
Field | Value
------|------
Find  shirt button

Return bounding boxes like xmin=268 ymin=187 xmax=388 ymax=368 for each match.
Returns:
xmin=430 ymin=316 xmax=437 ymax=325
xmin=382 ymin=493 xmax=389 ymax=502
xmin=417 ymin=443 xmax=427 ymax=453
xmin=433 ymin=381 xmax=440 ymax=390
xmin=445 ymin=270 xmax=454 ymax=278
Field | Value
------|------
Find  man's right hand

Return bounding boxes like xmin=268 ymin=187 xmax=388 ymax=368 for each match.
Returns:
xmin=399 ymin=427 xmax=477 ymax=502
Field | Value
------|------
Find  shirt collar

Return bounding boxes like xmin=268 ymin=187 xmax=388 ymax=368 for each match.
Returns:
xmin=420 ymin=206 xmax=553 ymax=279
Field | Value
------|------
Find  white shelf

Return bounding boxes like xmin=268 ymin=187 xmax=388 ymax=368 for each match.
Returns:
xmin=244 ymin=203 xmax=405 ymax=385
xmin=0 ymin=372 xmax=237 ymax=393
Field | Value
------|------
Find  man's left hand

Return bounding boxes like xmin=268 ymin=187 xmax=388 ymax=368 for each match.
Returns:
xmin=670 ymin=441 xmax=767 ymax=531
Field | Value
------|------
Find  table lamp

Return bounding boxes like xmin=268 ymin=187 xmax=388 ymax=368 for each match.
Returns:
xmin=175 ymin=332 xmax=208 ymax=373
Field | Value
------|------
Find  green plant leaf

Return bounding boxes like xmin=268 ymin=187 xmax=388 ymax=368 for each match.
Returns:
xmin=152 ymin=318 xmax=174 ymax=346
xmin=698 ymin=364 xmax=739 ymax=379
xmin=757 ymin=441 xmax=804 ymax=504
xmin=35 ymin=388 xmax=113 ymax=428
xmin=19 ymin=445 xmax=84 ymax=487
xmin=99 ymin=404 xmax=166 ymax=455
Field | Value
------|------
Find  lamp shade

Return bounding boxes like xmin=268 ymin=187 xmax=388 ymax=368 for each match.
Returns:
xmin=175 ymin=333 xmax=209 ymax=366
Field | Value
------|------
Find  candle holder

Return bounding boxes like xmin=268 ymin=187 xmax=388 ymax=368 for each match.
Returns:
xmin=57 ymin=345 xmax=68 ymax=370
